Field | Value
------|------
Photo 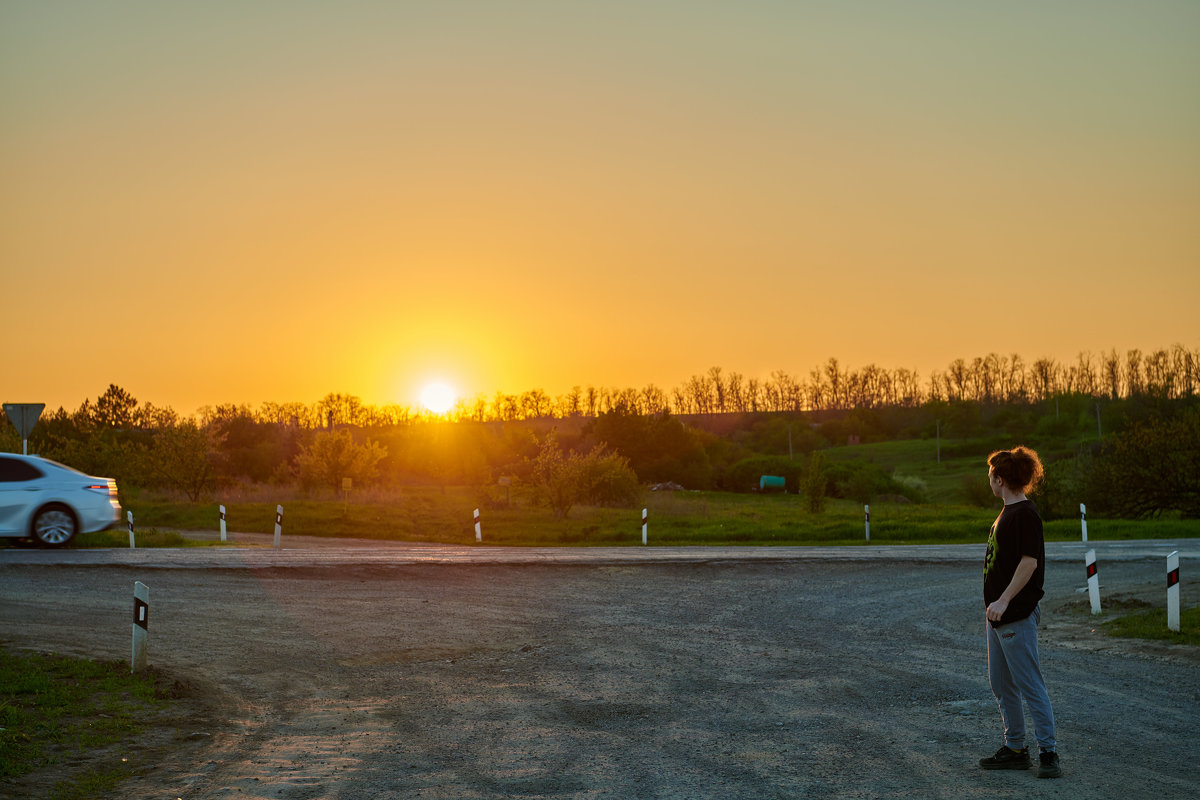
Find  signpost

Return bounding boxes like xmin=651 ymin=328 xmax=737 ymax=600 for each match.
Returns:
xmin=3 ymin=403 xmax=45 ymax=455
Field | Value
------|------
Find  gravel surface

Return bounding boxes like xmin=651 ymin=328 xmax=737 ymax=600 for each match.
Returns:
xmin=1 ymin=558 xmax=1197 ymax=799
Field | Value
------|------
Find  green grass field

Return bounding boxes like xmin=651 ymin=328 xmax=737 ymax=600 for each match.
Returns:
xmin=109 ymin=486 xmax=1199 ymax=548
xmin=67 ymin=429 xmax=1194 ymax=548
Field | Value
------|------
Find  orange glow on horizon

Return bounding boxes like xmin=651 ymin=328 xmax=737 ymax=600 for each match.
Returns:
xmin=2 ymin=4 xmax=1197 ymax=415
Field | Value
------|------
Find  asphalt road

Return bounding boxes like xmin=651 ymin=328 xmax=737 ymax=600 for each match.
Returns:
xmin=1 ymin=536 xmax=1195 ymax=569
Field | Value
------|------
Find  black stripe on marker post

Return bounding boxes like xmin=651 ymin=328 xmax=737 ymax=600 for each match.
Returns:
xmin=134 ymin=597 xmax=149 ymax=630
xmin=1168 ymin=568 xmax=1180 ymax=588
xmin=1087 ymin=563 xmax=1098 ymax=579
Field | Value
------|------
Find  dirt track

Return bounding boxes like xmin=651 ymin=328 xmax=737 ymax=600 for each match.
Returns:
xmin=2 ymin=558 xmax=1197 ymax=799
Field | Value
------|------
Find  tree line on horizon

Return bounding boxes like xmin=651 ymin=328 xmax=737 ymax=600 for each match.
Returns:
xmin=2 ymin=344 xmax=1197 ymax=521
xmin=241 ymin=343 xmax=1200 ymax=424
xmin=21 ymin=345 xmax=1194 ymax=431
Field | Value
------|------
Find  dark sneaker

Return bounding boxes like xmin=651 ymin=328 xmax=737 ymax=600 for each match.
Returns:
xmin=1038 ymin=750 xmax=1062 ymax=778
xmin=979 ymin=746 xmax=1031 ymax=770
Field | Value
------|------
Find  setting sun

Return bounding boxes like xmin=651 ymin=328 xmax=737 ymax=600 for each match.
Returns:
xmin=419 ymin=382 xmax=457 ymax=415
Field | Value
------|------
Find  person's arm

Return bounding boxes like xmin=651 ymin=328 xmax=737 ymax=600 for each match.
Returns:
xmin=986 ymin=555 xmax=1038 ymax=622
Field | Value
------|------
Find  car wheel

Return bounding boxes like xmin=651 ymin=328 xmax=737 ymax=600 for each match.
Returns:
xmin=32 ymin=505 xmax=77 ymax=547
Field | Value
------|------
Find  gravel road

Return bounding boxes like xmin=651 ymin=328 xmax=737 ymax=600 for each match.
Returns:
xmin=2 ymin=556 xmax=1196 ymax=799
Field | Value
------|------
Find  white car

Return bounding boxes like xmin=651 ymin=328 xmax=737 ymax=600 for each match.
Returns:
xmin=0 ymin=454 xmax=122 ymax=547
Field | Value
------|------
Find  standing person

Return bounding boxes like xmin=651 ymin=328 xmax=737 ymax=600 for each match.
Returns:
xmin=977 ymin=446 xmax=1061 ymax=779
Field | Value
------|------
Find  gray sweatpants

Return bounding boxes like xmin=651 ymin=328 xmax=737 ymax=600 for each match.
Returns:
xmin=986 ymin=605 xmax=1057 ymax=752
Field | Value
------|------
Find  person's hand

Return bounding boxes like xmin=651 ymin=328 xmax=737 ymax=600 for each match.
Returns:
xmin=986 ymin=599 xmax=1009 ymax=622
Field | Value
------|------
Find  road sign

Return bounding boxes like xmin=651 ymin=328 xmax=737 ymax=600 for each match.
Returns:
xmin=3 ymin=403 xmax=45 ymax=454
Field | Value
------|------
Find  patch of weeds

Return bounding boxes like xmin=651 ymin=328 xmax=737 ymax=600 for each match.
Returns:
xmin=0 ymin=649 xmax=175 ymax=796
xmin=1102 ymin=605 xmax=1200 ymax=647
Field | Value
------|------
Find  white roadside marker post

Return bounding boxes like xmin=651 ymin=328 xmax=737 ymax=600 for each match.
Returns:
xmin=1167 ymin=551 xmax=1180 ymax=633
xmin=642 ymin=508 xmax=648 ymax=546
xmin=273 ymin=505 xmax=283 ymax=550
xmin=219 ymin=505 xmax=227 ymax=542
xmin=127 ymin=511 xmax=135 ymax=549
xmin=132 ymin=581 xmax=149 ymax=673
xmin=474 ymin=508 xmax=481 ymax=543
xmin=1086 ymin=549 xmax=1101 ymax=614
xmin=1080 ymin=503 xmax=1088 ymax=542
xmin=864 ymin=505 xmax=870 ymax=543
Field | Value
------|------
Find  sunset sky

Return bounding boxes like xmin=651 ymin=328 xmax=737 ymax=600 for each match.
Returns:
xmin=3 ymin=2 xmax=1197 ymax=416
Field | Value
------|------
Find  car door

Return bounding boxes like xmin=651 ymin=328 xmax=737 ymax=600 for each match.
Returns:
xmin=0 ymin=456 xmax=45 ymax=534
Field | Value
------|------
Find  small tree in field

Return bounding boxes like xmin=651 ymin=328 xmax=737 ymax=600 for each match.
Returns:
xmin=147 ymin=419 xmax=223 ymax=501
xmin=529 ymin=431 xmax=639 ymax=518
xmin=294 ymin=429 xmax=387 ymax=492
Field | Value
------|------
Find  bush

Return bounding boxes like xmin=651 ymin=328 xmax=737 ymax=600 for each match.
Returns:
xmin=824 ymin=461 xmax=926 ymax=504
xmin=1035 ymin=453 xmax=1090 ymax=520
xmin=579 ymin=449 xmax=642 ymax=508
xmin=294 ymin=430 xmax=387 ymax=492
xmin=529 ymin=432 xmax=640 ymax=518
xmin=1086 ymin=407 xmax=1200 ymax=518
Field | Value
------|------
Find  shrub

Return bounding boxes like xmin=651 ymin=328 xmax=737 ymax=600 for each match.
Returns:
xmin=824 ymin=462 xmax=925 ymax=504
xmin=1035 ymin=453 xmax=1089 ymax=520
xmin=294 ymin=430 xmax=387 ymax=492
xmin=1086 ymin=407 xmax=1200 ymax=518
xmin=529 ymin=432 xmax=640 ymax=518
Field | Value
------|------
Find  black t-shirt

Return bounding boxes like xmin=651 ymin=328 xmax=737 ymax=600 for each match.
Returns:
xmin=983 ymin=499 xmax=1045 ymax=626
